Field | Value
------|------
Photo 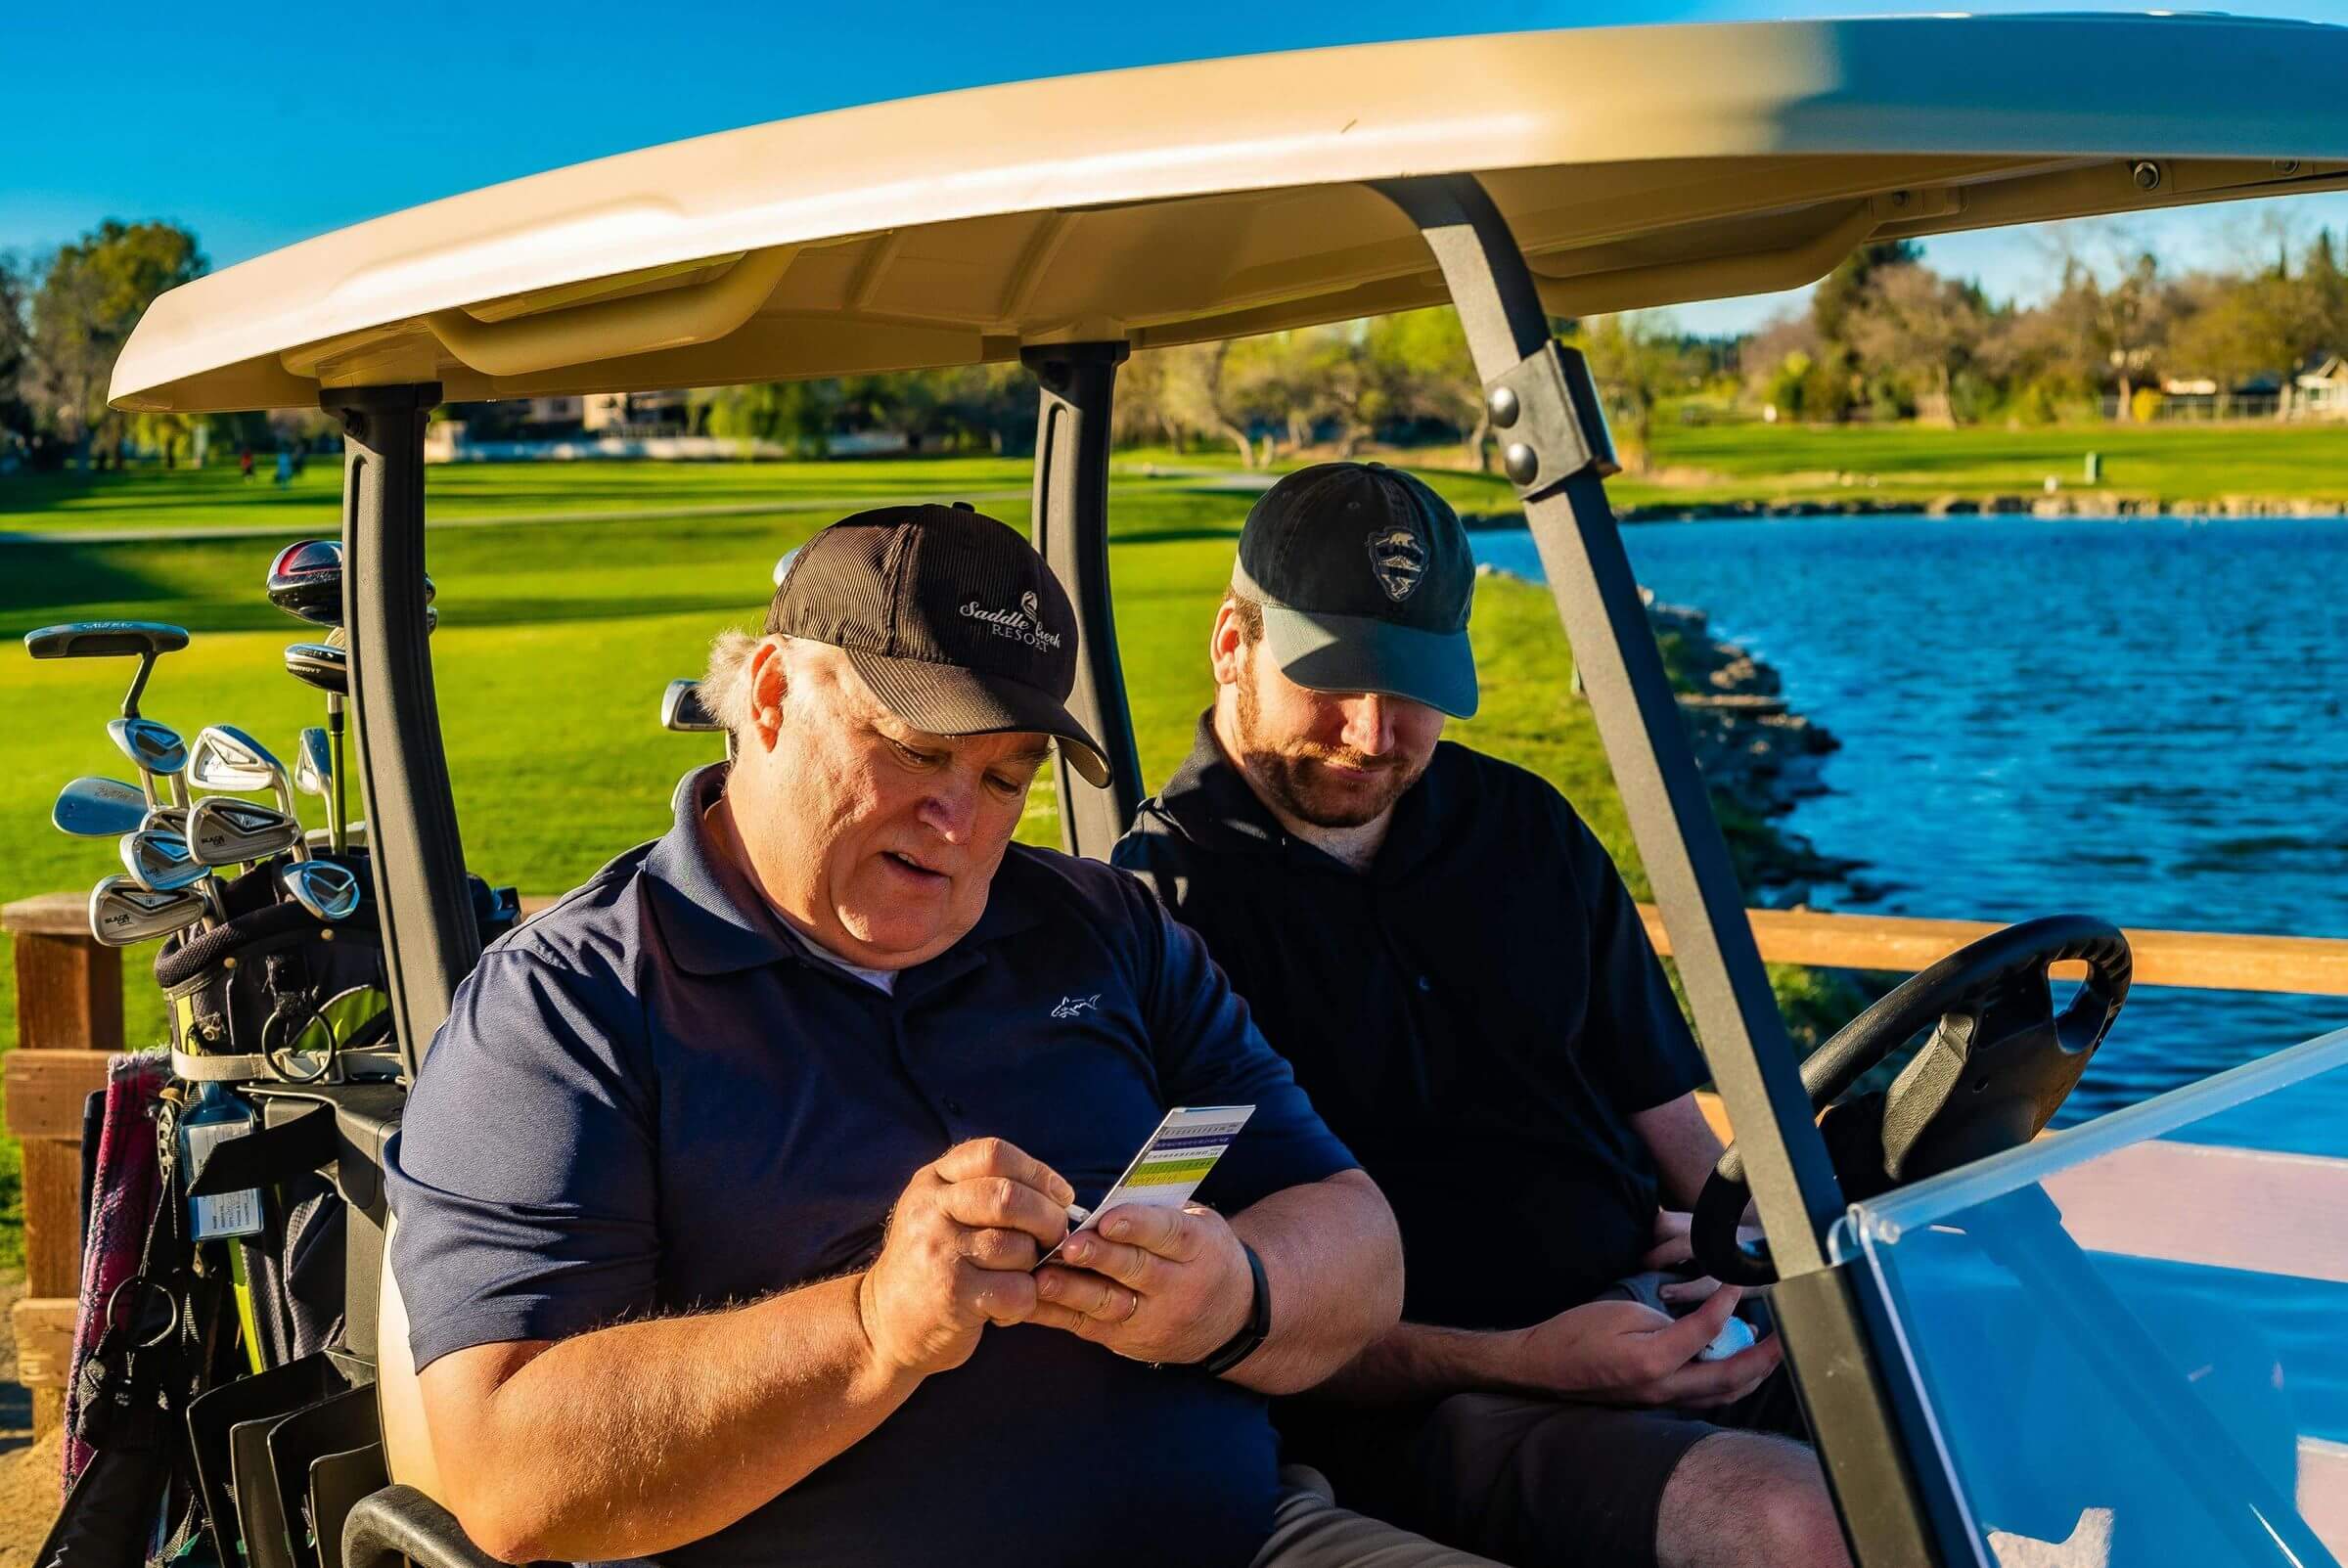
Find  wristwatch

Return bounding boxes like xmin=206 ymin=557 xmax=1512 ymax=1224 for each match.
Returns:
xmin=1195 ymin=1241 xmax=1271 ymax=1375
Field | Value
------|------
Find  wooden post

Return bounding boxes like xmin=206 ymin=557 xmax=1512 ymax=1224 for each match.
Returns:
xmin=3 ymin=892 xmax=124 ymax=1437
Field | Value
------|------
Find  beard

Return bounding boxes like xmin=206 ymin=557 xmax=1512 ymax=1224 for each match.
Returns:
xmin=1231 ymin=661 xmax=1431 ymax=829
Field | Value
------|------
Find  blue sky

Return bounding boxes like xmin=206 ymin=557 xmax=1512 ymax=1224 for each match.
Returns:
xmin=11 ymin=0 xmax=2348 ymax=336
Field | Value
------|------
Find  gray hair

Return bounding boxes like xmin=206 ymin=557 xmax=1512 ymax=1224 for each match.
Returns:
xmin=700 ymin=628 xmax=763 ymax=743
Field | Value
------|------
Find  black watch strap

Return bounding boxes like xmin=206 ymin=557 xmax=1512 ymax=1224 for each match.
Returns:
xmin=1197 ymin=1241 xmax=1271 ymax=1376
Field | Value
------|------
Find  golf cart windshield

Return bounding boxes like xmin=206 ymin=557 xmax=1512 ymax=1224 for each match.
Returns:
xmin=1844 ymin=1027 xmax=2348 ymax=1564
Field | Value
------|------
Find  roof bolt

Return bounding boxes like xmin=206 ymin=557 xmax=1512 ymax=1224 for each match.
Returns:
xmin=1487 ymin=385 xmax=1520 ymax=428
xmin=1503 ymin=442 xmax=1540 ymax=486
xmin=2131 ymin=160 xmax=2163 ymax=192
xmin=1890 ymin=190 xmax=1911 ymax=208
xmin=2276 ymin=158 xmax=2303 ymax=176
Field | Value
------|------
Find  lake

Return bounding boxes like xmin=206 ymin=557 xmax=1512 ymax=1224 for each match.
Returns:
xmin=1471 ymin=513 xmax=2348 ymax=1158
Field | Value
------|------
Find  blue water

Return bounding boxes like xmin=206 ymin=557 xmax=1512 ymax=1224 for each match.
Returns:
xmin=1471 ymin=515 xmax=2348 ymax=1158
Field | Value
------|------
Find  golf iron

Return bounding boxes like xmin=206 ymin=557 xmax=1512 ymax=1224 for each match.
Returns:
xmin=88 ymin=874 xmax=214 ymax=947
xmin=108 ymin=717 xmax=192 ymax=809
xmin=189 ymin=725 xmax=298 ymax=819
xmin=53 ymin=777 xmax=151 ymax=838
xmin=281 ymin=860 xmax=361 ymax=922
xmin=118 ymin=828 xmax=208 ymax=893
xmin=186 ymin=797 xmax=306 ymax=867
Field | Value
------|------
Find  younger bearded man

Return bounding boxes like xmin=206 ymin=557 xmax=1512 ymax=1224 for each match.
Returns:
xmin=1113 ymin=463 xmax=1850 ymax=1568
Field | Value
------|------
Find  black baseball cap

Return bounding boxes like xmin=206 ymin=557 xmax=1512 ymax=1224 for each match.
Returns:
xmin=1233 ymin=462 xmax=1478 ymax=718
xmin=767 ymin=504 xmax=1111 ymax=785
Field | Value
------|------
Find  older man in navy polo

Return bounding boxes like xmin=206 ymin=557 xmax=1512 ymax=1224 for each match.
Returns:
xmin=385 ymin=505 xmax=1497 ymax=1568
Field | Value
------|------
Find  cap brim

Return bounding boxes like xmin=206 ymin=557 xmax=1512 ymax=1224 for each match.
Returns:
xmin=845 ymin=649 xmax=1113 ymax=788
xmin=1259 ymin=606 xmax=1479 ymax=719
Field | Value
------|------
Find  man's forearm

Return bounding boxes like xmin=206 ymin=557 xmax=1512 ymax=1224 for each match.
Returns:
xmin=427 ymin=1273 xmax=917 ymax=1562
xmin=1313 ymin=1320 xmax=1529 ymax=1405
xmin=1226 ymin=1169 xmax=1403 ymax=1394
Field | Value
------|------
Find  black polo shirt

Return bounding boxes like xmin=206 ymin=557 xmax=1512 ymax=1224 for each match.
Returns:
xmin=1114 ymin=717 xmax=1706 ymax=1330
xmin=386 ymin=763 xmax=1356 ymax=1568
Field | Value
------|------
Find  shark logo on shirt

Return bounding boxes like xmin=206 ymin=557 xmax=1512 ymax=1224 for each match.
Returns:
xmin=1052 ymin=994 xmax=1103 ymax=1020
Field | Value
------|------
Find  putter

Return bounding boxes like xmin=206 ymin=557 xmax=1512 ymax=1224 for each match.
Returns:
xmin=23 ymin=620 xmax=189 ymax=719
xmin=88 ymin=874 xmax=210 ymax=947
xmin=296 ymin=727 xmax=342 ymax=853
xmin=53 ymin=776 xmax=151 ymax=837
xmin=108 ymin=716 xmax=192 ymax=809
xmin=189 ymin=724 xmax=298 ymax=819
xmin=186 ymin=797 xmax=306 ymax=867
xmin=119 ymin=828 xmax=207 ymax=892
xmin=281 ymin=859 xmax=361 ymax=922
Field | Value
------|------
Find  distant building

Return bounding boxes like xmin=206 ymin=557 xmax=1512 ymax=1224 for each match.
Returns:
xmin=584 ymin=390 xmax=693 ymax=434
xmin=2293 ymin=354 xmax=2348 ymax=420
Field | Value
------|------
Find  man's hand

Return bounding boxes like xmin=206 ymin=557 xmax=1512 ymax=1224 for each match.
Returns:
xmin=857 ymin=1138 xmax=1074 ymax=1377
xmin=1516 ymin=1286 xmax=1782 ymax=1409
xmin=1029 ymin=1203 xmax=1253 ymax=1366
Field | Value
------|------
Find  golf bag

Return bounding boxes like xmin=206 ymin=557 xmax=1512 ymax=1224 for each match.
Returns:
xmin=43 ymin=851 xmax=519 ymax=1568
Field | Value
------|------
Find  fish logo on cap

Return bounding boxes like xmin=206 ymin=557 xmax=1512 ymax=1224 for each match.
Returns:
xmin=1366 ymin=524 xmax=1428 ymax=602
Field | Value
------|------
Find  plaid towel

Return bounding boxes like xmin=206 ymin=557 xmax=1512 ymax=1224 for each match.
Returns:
xmin=63 ymin=1050 xmax=171 ymax=1491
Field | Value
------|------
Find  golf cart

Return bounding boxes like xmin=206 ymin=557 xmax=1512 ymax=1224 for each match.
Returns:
xmin=94 ymin=15 xmax=2348 ymax=1566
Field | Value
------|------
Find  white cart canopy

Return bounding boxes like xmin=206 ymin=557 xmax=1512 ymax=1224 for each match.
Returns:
xmin=112 ymin=13 xmax=2348 ymax=413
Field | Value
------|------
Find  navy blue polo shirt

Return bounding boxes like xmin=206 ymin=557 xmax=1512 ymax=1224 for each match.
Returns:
xmin=1115 ymin=717 xmax=1708 ymax=1329
xmin=385 ymin=764 xmax=1356 ymax=1568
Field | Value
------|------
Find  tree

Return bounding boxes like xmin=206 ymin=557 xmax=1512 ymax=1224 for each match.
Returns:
xmin=23 ymin=220 xmax=205 ymax=462
xmin=1574 ymin=313 xmax=1687 ymax=471
xmin=0 ymin=256 xmax=33 ymax=445
xmin=1811 ymin=239 xmax=1924 ymax=352
xmin=1844 ymin=264 xmax=1990 ymax=425
xmin=1371 ymin=307 xmax=1489 ymax=470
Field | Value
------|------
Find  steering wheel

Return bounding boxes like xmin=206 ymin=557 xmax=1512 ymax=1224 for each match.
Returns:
xmin=1693 ymin=915 xmax=2132 ymax=1285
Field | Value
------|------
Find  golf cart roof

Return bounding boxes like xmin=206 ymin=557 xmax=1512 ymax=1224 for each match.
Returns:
xmin=112 ymin=12 xmax=2348 ymax=414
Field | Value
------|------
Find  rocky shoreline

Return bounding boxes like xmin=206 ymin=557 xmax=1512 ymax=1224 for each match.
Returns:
xmin=1478 ymin=561 xmax=1862 ymax=907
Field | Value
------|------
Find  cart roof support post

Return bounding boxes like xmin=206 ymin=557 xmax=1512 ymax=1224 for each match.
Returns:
xmin=1023 ymin=341 xmax=1143 ymax=858
xmin=1373 ymin=174 xmax=1970 ymax=1566
xmin=328 ymin=383 xmax=479 ymax=1076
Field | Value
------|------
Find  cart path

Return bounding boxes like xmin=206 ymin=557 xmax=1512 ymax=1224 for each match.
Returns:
xmin=0 ymin=471 xmax=1279 ymax=546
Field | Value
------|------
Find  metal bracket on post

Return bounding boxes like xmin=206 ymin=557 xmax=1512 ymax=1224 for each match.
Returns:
xmin=323 ymin=382 xmax=479 ymax=1080
xmin=1022 ymin=341 xmax=1144 ymax=860
xmin=1485 ymin=340 xmax=1615 ymax=495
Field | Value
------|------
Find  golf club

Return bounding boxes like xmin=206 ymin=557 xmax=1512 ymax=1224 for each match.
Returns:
xmin=53 ymin=776 xmax=150 ymax=837
xmin=295 ymin=727 xmax=343 ymax=853
xmin=118 ymin=828 xmax=207 ymax=893
xmin=88 ymin=874 xmax=210 ymax=947
xmin=187 ymin=797 xmax=306 ymax=867
xmin=23 ymin=620 xmax=189 ymax=719
xmin=108 ymin=716 xmax=192 ymax=809
xmin=662 ymin=677 xmax=738 ymax=762
xmin=281 ymin=859 xmax=361 ymax=922
xmin=189 ymin=724 xmax=298 ymax=819
xmin=284 ymin=643 xmax=348 ymax=853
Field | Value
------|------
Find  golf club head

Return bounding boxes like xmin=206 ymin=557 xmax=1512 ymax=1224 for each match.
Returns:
xmin=23 ymin=621 xmax=190 ymax=661
xmin=281 ymin=860 xmax=361 ymax=921
xmin=266 ymin=539 xmax=344 ymax=626
xmin=296 ymin=727 xmax=333 ymax=798
xmin=189 ymin=724 xmax=291 ymax=808
xmin=25 ymin=621 xmax=190 ymax=719
xmin=661 ymin=679 xmax=721 ymax=732
xmin=119 ymin=829 xmax=205 ymax=892
xmin=52 ymin=776 xmax=149 ymax=837
xmin=89 ymin=874 xmax=209 ymax=947
xmin=285 ymin=643 xmax=347 ymax=696
xmin=142 ymin=804 xmax=190 ymax=835
xmin=186 ymin=796 xmax=304 ymax=867
xmin=108 ymin=717 xmax=190 ymax=805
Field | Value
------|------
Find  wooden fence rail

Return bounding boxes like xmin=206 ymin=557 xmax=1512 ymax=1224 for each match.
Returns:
xmin=4 ymin=894 xmax=2346 ymax=1440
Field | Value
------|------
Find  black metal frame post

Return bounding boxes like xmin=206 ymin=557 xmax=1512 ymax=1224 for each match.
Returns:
xmin=1373 ymin=175 xmax=1972 ymax=1567
xmin=327 ymin=383 xmax=480 ymax=1077
xmin=1022 ymin=342 xmax=1143 ymax=858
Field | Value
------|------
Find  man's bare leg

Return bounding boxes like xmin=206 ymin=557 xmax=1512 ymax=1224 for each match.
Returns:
xmin=1657 ymin=1431 xmax=1852 ymax=1568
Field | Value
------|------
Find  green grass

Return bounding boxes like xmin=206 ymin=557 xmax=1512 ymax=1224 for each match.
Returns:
xmin=7 ymin=418 xmax=2337 ymax=1266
